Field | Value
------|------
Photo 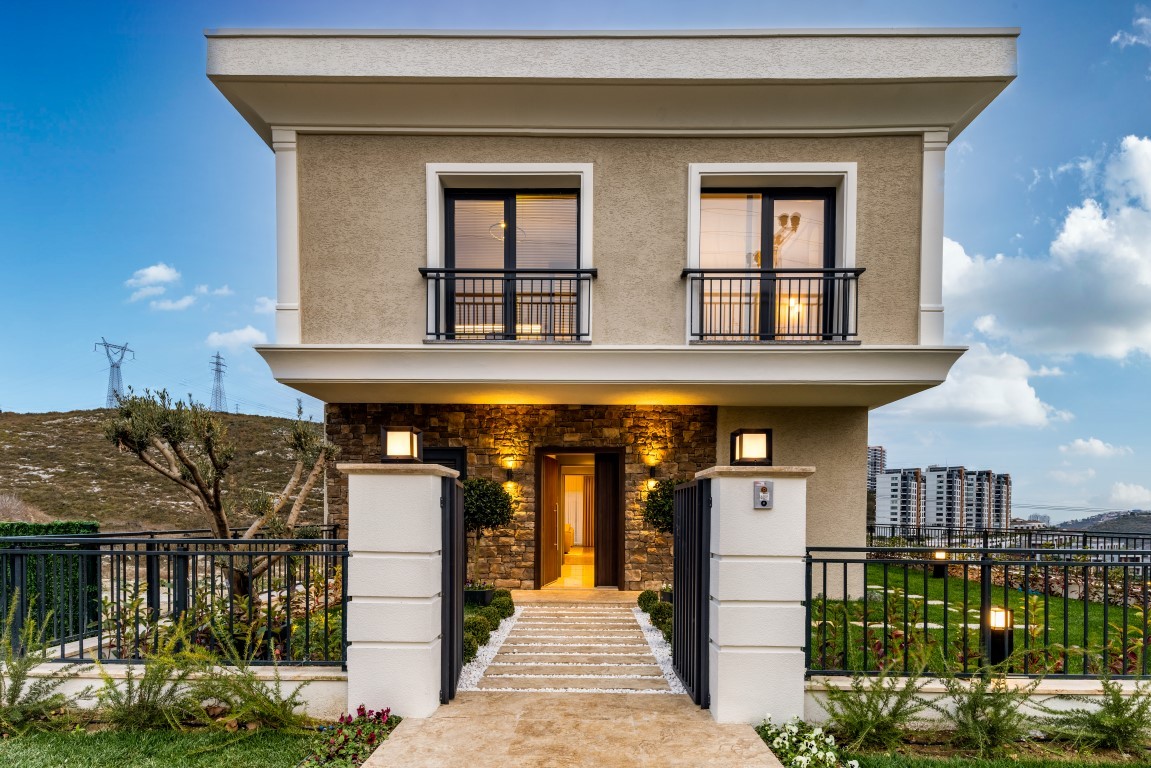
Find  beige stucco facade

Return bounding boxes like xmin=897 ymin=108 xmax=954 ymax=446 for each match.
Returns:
xmin=296 ymin=133 xmax=922 ymax=347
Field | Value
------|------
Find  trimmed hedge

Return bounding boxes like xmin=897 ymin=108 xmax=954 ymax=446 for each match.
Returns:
xmin=463 ymin=615 xmax=492 ymax=646
xmin=491 ymin=588 xmax=512 ymax=602
xmin=648 ymin=601 xmax=673 ymax=630
xmin=637 ymin=590 xmax=658 ymax=613
xmin=463 ymin=632 xmax=479 ymax=664
xmin=0 ymin=521 xmax=101 ymax=640
xmin=479 ymin=605 xmax=503 ymax=630
xmin=490 ymin=596 xmax=514 ymax=619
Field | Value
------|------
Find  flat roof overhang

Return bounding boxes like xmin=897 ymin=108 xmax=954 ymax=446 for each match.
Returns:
xmin=256 ymin=344 xmax=966 ymax=408
xmin=206 ymin=28 xmax=1018 ymax=144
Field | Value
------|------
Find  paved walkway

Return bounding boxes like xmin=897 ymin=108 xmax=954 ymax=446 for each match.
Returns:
xmin=365 ymin=596 xmax=782 ymax=767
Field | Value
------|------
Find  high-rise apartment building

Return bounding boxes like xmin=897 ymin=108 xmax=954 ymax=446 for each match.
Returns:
xmin=925 ymin=465 xmax=966 ymax=528
xmin=867 ymin=446 xmax=887 ymax=493
xmin=875 ymin=468 xmax=924 ymax=527
xmin=992 ymin=474 xmax=1012 ymax=530
xmin=964 ymin=469 xmax=994 ymax=529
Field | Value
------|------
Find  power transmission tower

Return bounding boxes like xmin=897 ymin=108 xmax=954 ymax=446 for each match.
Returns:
xmin=210 ymin=352 xmax=228 ymax=412
xmin=95 ymin=338 xmax=133 ymax=408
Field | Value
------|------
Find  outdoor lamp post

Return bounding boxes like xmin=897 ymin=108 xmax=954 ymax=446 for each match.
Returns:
xmin=380 ymin=426 xmax=423 ymax=463
xmin=931 ymin=550 xmax=948 ymax=579
xmin=986 ymin=606 xmax=1014 ymax=666
xmin=731 ymin=429 xmax=772 ymax=466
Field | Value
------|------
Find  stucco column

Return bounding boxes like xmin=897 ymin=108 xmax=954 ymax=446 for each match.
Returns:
xmin=701 ymin=465 xmax=814 ymax=724
xmin=919 ymin=130 xmax=948 ymax=345
xmin=339 ymin=463 xmax=457 ymax=718
xmin=272 ymin=127 xmax=301 ymax=344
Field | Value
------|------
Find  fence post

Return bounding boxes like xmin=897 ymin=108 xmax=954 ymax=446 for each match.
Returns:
xmin=979 ymin=543 xmax=992 ymax=673
xmin=10 ymin=549 xmax=26 ymax=654
xmin=145 ymin=543 xmax=161 ymax=623
xmin=173 ymin=545 xmax=189 ymax=622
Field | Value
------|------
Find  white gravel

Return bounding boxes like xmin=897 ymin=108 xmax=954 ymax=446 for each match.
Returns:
xmin=634 ymin=607 xmax=687 ymax=694
xmin=458 ymin=606 xmax=523 ymax=691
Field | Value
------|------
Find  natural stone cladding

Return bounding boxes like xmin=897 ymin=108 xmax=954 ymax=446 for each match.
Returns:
xmin=326 ymin=404 xmax=718 ymax=590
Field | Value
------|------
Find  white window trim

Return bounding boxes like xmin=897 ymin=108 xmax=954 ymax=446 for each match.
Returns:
xmin=424 ymin=163 xmax=594 ymax=343
xmin=686 ymin=162 xmax=857 ymax=270
xmin=425 ymin=162 xmax=594 ymax=269
xmin=685 ymin=162 xmax=858 ymax=344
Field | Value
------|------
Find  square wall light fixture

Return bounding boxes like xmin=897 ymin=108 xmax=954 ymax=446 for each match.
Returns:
xmin=381 ymin=426 xmax=423 ymax=463
xmin=731 ymin=429 xmax=772 ymax=466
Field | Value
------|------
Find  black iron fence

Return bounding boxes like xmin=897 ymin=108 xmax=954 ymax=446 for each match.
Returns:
xmin=421 ymin=267 xmax=596 ymax=342
xmin=869 ymin=524 xmax=1151 ymax=554
xmin=673 ymin=478 xmax=711 ymax=708
xmin=807 ymin=545 xmax=1151 ymax=679
xmin=682 ymin=268 xmax=863 ymax=342
xmin=0 ymin=535 xmax=347 ymax=666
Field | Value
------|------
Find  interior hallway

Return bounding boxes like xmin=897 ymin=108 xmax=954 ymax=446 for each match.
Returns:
xmin=542 ymin=545 xmax=595 ymax=589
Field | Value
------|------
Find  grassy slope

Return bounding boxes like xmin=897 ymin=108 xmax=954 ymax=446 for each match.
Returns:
xmin=0 ymin=409 xmax=324 ymax=532
xmin=0 ymin=731 xmax=313 ymax=768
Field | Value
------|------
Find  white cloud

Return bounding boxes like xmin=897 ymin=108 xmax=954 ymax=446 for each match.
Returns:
xmin=253 ymin=296 xmax=277 ymax=314
xmin=882 ymin=343 xmax=1072 ymax=427
xmin=212 ymin=285 xmax=234 ymax=296
xmin=1112 ymin=15 xmax=1151 ymax=49
xmin=1110 ymin=482 xmax=1151 ymax=508
xmin=126 ymin=263 xmax=180 ymax=288
xmin=206 ymin=325 xmax=268 ymax=351
xmin=1050 ymin=468 xmax=1096 ymax=485
xmin=945 ymin=136 xmax=1151 ymax=358
xmin=129 ymin=285 xmax=166 ymax=302
xmin=149 ymin=295 xmax=196 ymax=311
xmin=195 ymin=284 xmax=209 ymax=295
xmin=1059 ymin=437 xmax=1133 ymax=457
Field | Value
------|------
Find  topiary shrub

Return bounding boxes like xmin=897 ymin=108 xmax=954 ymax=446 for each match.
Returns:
xmin=463 ymin=632 xmax=478 ymax=664
xmin=463 ymin=478 xmax=515 ymax=537
xmin=479 ymin=606 xmax=503 ymax=630
xmin=491 ymin=588 xmax=512 ymax=602
xmin=661 ymin=617 xmax=672 ymax=645
xmin=490 ymin=596 xmax=514 ymax=619
xmin=637 ymin=590 xmax=658 ymax=613
xmin=649 ymin=601 xmax=673 ymax=631
xmin=463 ymin=615 xmax=492 ymax=646
xmin=642 ymin=478 xmax=677 ymax=534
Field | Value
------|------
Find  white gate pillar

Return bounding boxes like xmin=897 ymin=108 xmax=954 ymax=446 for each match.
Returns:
xmin=699 ymin=466 xmax=814 ymax=724
xmin=338 ymin=463 xmax=457 ymax=719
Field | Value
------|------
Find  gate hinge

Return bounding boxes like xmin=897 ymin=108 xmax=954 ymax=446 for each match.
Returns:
xmin=440 ymin=496 xmax=445 ymax=509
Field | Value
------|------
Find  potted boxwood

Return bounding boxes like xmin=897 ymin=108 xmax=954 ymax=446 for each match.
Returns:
xmin=463 ymin=579 xmax=495 ymax=606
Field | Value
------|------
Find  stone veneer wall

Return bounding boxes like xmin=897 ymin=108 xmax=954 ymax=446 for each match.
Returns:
xmin=326 ymin=404 xmax=717 ymax=590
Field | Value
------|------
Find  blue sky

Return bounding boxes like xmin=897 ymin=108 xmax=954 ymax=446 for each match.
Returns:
xmin=1 ymin=1 xmax=1149 ymax=521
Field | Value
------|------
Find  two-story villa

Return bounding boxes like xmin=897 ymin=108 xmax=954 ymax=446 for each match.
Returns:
xmin=207 ymin=28 xmax=1017 ymax=591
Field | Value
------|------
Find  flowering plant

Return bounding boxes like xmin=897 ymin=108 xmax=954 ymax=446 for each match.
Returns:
xmin=660 ymin=583 xmax=673 ymax=592
xmin=302 ymin=704 xmax=401 ymax=767
xmin=464 ymin=580 xmax=494 ymax=590
xmin=756 ymin=715 xmax=859 ymax=768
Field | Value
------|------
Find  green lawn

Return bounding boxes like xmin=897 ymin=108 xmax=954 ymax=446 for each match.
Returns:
xmin=809 ymin=563 xmax=1151 ymax=675
xmin=851 ymin=757 xmax=1129 ymax=768
xmin=0 ymin=730 xmax=314 ymax=768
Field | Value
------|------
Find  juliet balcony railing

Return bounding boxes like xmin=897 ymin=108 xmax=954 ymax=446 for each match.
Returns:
xmin=682 ymin=268 xmax=864 ymax=342
xmin=421 ymin=267 xmax=596 ymax=342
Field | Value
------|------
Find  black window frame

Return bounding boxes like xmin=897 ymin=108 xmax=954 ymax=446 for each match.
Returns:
xmin=442 ymin=188 xmax=582 ymax=341
xmin=699 ymin=186 xmax=838 ymax=339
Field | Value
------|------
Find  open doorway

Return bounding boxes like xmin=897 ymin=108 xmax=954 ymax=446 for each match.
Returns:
xmin=536 ymin=448 xmax=622 ymax=589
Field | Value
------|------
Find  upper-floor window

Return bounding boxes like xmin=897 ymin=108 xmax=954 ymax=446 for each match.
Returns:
xmin=685 ymin=164 xmax=862 ymax=344
xmin=423 ymin=163 xmax=595 ymax=343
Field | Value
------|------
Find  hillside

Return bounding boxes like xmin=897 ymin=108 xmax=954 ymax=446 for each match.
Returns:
xmin=0 ymin=409 xmax=326 ymax=532
xmin=1059 ymin=510 xmax=1151 ymax=534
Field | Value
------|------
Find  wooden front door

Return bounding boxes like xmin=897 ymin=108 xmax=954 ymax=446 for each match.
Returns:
xmin=594 ymin=453 xmax=621 ymax=587
xmin=540 ymin=454 xmax=561 ymax=586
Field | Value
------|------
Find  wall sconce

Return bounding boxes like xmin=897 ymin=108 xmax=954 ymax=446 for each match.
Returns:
xmin=380 ymin=426 xmax=423 ymax=463
xmin=645 ymin=465 xmax=658 ymax=491
xmin=506 ymin=466 xmax=515 ymax=482
xmin=731 ymin=429 xmax=772 ymax=466
xmin=986 ymin=606 xmax=1014 ymax=666
xmin=931 ymin=550 xmax=948 ymax=579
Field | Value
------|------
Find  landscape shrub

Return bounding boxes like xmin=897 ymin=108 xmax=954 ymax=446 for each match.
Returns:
xmin=491 ymin=588 xmax=512 ymax=602
xmin=0 ymin=521 xmax=101 ymax=640
xmin=479 ymin=606 xmax=503 ymax=631
xmin=641 ymin=478 xmax=677 ymax=534
xmin=755 ymin=716 xmax=859 ymax=768
xmin=661 ymin=618 xmax=672 ymax=645
xmin=490 ymin=596 xmax=514 ymax=619
xmin=637 ymin=590 xmax=658 ymax=613
xmin=463 ymin=615 xmax=492 ymax=647
xmin=463 ymin=633 xmax=479 ymax=664
xmin=288 ymin=608 xmax=344 ymax=662
xmin=648 ymin=600 xmax=673 ymax=630
xmin=301 ymin=704 xmax=400 ymax=767
xmin=0 ymin=593 xmax=89 ymax=734
xmin=939 ymin=669 xmax=1041 ymax=756
xmin=1039 ymin=676 xmax=1151 ymax=753
xmin=823 ymin=670 xmax=931 ymax=751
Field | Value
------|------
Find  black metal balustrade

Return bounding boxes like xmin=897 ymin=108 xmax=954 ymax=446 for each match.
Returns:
xmin=807 ymin=545 xmax=1151 ymax=679
xmin=682 ymin=268 xmax=863 ymax=342
xmin=421 ymin=268 xmax=596 ymax=342
xmin=0 ymin=534 xmax=348 ymax=666
xmin=868 ymin=524 xmax=1151 ymax=553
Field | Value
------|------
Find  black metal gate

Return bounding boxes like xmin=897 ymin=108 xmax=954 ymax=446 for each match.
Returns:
xmin=673 ymin=477 xmax=711 ymax=708
xmin=441 ymin=476 xmax=465 ymax=704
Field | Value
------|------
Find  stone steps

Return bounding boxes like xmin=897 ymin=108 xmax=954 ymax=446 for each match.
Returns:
xmin=476 ymin=675 xmax=671 ymax=691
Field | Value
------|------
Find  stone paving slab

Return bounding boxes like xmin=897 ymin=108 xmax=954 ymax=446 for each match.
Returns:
xmin=485 ymin=663 xmax=664 ymax=676
xmin=478 ymin=675 xmax=672 ymax=691
xmin=363 ymin=691 xmax=782 ymax=767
